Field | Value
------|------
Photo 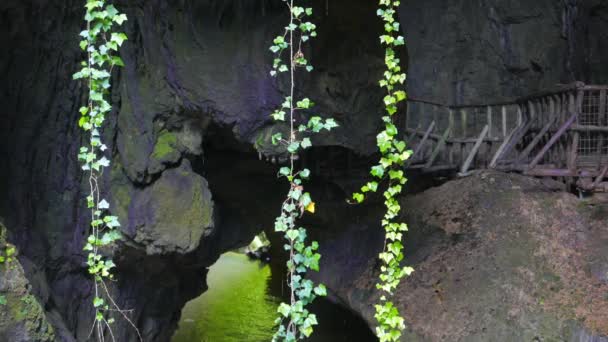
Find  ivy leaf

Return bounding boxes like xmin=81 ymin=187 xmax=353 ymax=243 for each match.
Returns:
xmin=278 ymin=303 xmax=291 ymax=317
xmin=353 ymin=193 xmax=364 ymax=203
xmin=110 ymin=32 xmax=128 ymax=46
xmin=98 ymin=199 xmax=110 ymax=209
xmin=286 ymin=229 xmax=299 ymax=241
xmin=93 ymin=297 xmax=104 ymax=308
xmin=314 ymin=284 xmax=327 ymax=296
xmin=98 ymin=156 xmax=110 ymax=167
xmin=301 ymin=137 xmax=312 ymax=149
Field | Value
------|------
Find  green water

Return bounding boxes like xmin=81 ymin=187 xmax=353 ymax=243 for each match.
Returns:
xmin=172 ymin=252 xmax=377 ymax=342
xmin=172 ymin=252 xmax=279 ymax=342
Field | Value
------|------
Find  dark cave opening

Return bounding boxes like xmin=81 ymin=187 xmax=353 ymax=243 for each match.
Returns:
xmin=176 ymin=123 xmax=379 ymax=341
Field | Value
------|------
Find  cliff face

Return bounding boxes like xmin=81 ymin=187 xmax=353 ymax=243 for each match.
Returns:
xmin=401 ymin=0 xmax=608 ymax=104
xmin=0 ymin=222 xmax=55 ymax=342
xmin=313 ymin=172 xmax=608 ymax=341
xmin=0 ymin=0 xmax=607 ymax=341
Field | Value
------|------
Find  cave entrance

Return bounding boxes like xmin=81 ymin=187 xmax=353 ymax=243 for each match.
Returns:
xmin=173 ymin=124 xmax=377 ymax=341
xmin=171 ymin=249 xmax=378 ymax=342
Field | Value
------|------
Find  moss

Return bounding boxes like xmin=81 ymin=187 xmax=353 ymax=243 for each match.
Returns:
xmin=148 ymin=130 xmax=182 ymax=174
xmin=0 ymin=226 xmax=54 ymax=341
xmin=152 ymin=131 xmax=179 ymax=159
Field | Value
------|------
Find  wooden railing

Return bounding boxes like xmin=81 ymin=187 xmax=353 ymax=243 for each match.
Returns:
xmin=403 ymin=82 xmax=608 ymax=191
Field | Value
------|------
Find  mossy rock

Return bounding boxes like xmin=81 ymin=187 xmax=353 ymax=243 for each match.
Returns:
xmin=128 ymin=160 xmax=214 ymax=255
xmin=0 ymin=223 xmax=55 ymax=342
xmin=148 ymin=130 xmax=182 ymax=175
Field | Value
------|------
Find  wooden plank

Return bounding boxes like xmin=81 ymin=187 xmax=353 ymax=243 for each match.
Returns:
xmin=515 ymin=112 xmax=558 ymax=165
xmin=490 ymin=117 xmax=534 ymax=169
xmin=460 ymin=125 xmax=489 ymax=174
xmin=490 ymin=124 xmax=521 ymax=169
xmin=406 ymin=121 xmax=436 ymax=166
xmin=567 ymin=92 xmax=578 ymax=175
xmin=405 ymin=128 xmax=503 ymax=143
xmin=448 ymin=109 xmax=455 ymax=165
xmin=448 ymin=109 xmax=454 ymax=136
xmin=502 ymin=106 xmax=507 ymax=137
xmin=425 ymin=126 xmax=452 ymax=168
xmin=487 ymin=106 xmax=493 ymax=138
xmin=571 ymin=125 xmax=608 ymax=132
xmin=517 ymin=106 xmax=523 ymax=126
xmin=407 ymin=123 xmax=421 ymax=142
xmin=597 ymin=89 xmax=606 ymax=160
xmin=461 ymin=109 xmax=468 ymax=138
xmin=592 ymin=165 xmax=608 ymax=190
xmin=528 ymin=113 xmax=577 ymax=170
xmin=525 ymin=168 xmax=598 ymax=178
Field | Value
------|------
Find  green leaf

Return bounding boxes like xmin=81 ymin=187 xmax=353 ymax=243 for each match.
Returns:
xmin=353 ymin=193 xmax=364 ymax=203
xmin=301 ymin=137 xmax=312 ymax=149
xmin=278 ymin=303 xmax=291 ymax=317
xmin=110 ymin=32 xmax=128 ymax=46
xmin=314 ymin=284 xmax=327 ymax=296
xmin=93 ymin=297 xmax=105 ymax=308
xmin=286 ymin=229 xmax=299 ymax=241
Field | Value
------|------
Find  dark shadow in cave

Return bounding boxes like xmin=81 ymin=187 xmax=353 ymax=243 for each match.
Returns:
xmin=182 ymin=123 xmax=378 ymax=340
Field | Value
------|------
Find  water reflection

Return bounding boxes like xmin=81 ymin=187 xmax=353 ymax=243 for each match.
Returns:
xmin=172 ymin=252 xmax=377 ymax=342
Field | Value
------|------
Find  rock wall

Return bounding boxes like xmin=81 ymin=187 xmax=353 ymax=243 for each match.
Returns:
xmin=313 ymin=171 xmax=608 ymax=341
xmin=0 ymin=0 xmax=607 ymax=341
xmin=401 ymin=0 xmax=608 ymax=104
xmin=0 ymin=221 xmax=55 ymax=342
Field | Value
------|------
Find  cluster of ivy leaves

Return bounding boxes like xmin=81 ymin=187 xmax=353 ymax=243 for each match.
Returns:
xmin=267 ymin=1 xmax=338 ymax=341
xmin=73 ymin=1 xmax=139 ymax=340
xmin=352 ymin=1 xmax=413 ymax=341
xmin=0 ymin=244 xmax=16 ymax=265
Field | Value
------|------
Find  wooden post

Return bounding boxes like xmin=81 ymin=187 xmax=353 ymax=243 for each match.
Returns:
xmin=406 ymin=121 xmax=436 ymax=167
xmin=487 ymin=106 xmax=493 ymax=138
xmin=490 ymin=124 xmax=520 ymax=169
xmin=567 ymin=91 xmax=582 ymax=173
xmin=407 ymin=123 xmax=421 ymax=142
xmin=448 ymin=109 xmax=455 ymax=165
xmin=502 ymin=106 xmax=507 ymax=137
xmin=448 ymin=108 xmax=454 ymax=133
xmin=597 ymin=90 xmax=606 ymax=162
xmin=461 ymin=109 xmax=468 ymax=138
xmin=490 ymin=118 xmax=534 ymax=170
xmin=529 ymin=100 xmax=536 ymax=122
xmin=529 ymin=113 xmax=578 ymax=170
xmin=460 ymin=125 xmax=489 ymax=174
xmin=516 ymin=114 xmax=558 ymax=166
xmin=517 ymin=106 xmax=523 ymax=126
xmin=425 ymin=126 xmax=451 ymax=168
xmin=592 ymin=165 xmax=608 ymax=190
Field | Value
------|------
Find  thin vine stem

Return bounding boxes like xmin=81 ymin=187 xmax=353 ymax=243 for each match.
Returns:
xmin=74 ymin=1 xmax=141 ymax=341
xmin=266 ymin=1 xmax=338 ymax=340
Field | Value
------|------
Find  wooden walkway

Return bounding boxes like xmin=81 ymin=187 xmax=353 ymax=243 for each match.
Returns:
xmin=402 ymin=82 xmax=608 ymax=192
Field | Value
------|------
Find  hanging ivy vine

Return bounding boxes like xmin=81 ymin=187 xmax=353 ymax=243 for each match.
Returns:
xmin=267 ymin=1 xmax=338 ymax=341
xmin=73 ymin=1 xmax=140 ymax=340
xmin=352 ymin=1 xmax=413 ymax=341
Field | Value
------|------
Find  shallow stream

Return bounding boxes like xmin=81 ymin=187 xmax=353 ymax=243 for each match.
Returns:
xmin=172 ymin=252 xmax=377 ymax=342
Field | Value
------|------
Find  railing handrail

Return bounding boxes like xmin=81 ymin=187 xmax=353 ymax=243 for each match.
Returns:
xmin=407 ymin=81 xmax=607 ymax=111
